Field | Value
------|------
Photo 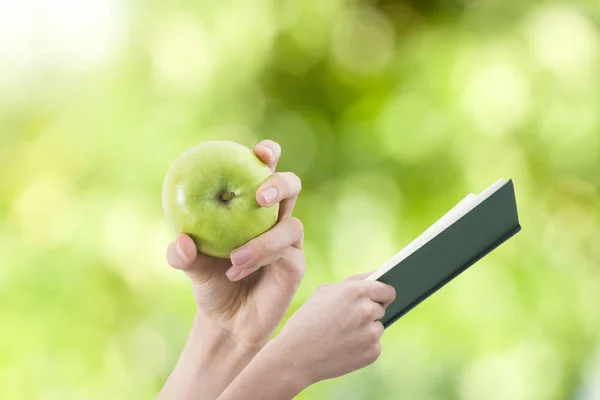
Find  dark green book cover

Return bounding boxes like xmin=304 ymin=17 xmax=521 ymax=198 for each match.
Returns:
xmin=371 ymin=179 xmax=521 ymax=328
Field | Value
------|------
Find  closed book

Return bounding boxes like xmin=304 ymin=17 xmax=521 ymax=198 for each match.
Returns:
xmin=367 ymin=179 xmax=521 ymax=328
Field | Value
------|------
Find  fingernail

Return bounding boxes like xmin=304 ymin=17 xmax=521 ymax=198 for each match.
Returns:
xmin=226 ymin=266 xmax=243 ymax=280
xmin=261 ymin=145 xmax=273 ymax=159
xmin=260 ymin=187 xmax=278 ymax=205
xmin=175 ymin=240 xmax=188 ymax=261
xmin=231 ymin=247 xmax=252 ymax=266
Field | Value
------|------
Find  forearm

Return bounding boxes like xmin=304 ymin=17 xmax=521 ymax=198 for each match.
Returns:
xmin=218 ymin=339 xmax=309 ymax=400
xmin=158 ymin=311 xmax=260 ymax=400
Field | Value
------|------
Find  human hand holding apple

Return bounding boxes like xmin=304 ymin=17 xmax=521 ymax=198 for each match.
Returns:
xmin=163 ymin=140 xmax=283 ymax=258
xmin=163 ymin=140 xmax=305 ymax=350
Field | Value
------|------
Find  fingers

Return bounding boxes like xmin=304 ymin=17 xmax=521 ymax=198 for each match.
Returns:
xmin=363 ymin=321 xmax=385 ymax=364
xmin=355 ymin=298 xmax=386 ymax=326
xmin=254 ymin=140 xmax=303 ymax=220
xmin=343 ymin=271 xmax=378 ymax=282
xmin=368 ymin=302 xmax=386 ymax=321
xmin=166 ymin=233 xmax=228 ymax=284
xmin=253 ymin=140 xmax=281 ymax=172
xmin=346 ymin=280 xmax=396 ymax=308
xmin=364 ymin=281 xmax=396 ymax=307
xmin=228 ymin=246 xmax=304 ymax=282
xmin=256 ymin=172 xmax=302 ymax=215
xmin=226 ymin=217 xmax=305 ymax=281
xmin=372 ymin=321 xmax=385 ymax=338
xmin=166 ymin=233 xmax=198 ymax=270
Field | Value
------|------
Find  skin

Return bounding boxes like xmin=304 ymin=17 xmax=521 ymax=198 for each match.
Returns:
xmin=158 ymin=140 xmax=396 ymax=400
xmin=158 ymin=140 xmax=305 ymax=400
xmin=218 ymin=274 xmax=396 ymax=400
xmin=162 ymin=141 xmax=280 ymax=258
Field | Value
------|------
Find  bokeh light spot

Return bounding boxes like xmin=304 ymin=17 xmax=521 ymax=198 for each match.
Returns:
xmin=150 ymin=12 xmax=215 ymax=93
xmin=461 ymin=58 xmax=531 ymax=137
xmin=13 ymin=176 xmax=76 ymax=247
xmin=377 ymin=93 xmax=447 ymax=162
xmin=0 ymin=0 xmax=125 ymax=89
xmin=331 ymin=7 xmax=395 ymax=75
xmin=525 ymin=4 xmax=600 ymax=83
xmin=331 ymin=182 xmax=396 ymax=276
xmin=459 ymin=342 xmax=562 ymax=400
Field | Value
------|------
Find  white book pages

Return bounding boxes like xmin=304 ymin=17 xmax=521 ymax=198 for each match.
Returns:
xmin=416 ymin=193 xmax=477 ymax=242
xmin=367 ymin=179 xmax=507 ymax=281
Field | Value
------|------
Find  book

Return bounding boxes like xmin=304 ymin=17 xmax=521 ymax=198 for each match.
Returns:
xmin=367 ymin=178 xmax=521 ymax=328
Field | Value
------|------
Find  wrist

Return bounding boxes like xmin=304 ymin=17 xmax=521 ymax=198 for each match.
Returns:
xmin=260 ymin=336 xmax=313 ymax=396
xmin=159 ymin=311 xmax=261 ymax=400
xmin=194 ymin=308 xmax=271 ymax=353
xmin=171 ymin=311 xmax=260 ymax=382
xmin=192 ymin=310 xmax=261 ymax=365
xmin=218 ymin=338 xmax=309 ymax=400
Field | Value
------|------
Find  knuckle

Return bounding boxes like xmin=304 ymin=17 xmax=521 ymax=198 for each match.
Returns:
xmin=370 ymin=342 xmax=382 ymax=361
xmin=343 ymin=282 xmax=358 ymax=297
xmin=369 ymin=326 xmax=380 ymax=341
xmin=279 ymin=248 xmax=306 ymax=278
xmin=282 ymin=172 xmax=302 ymax=191
xmin=388 ymin=285 xmax=397 ymax=301
xmin=288 ymin=217 xmax=304 ymax=236
xmin=370 ymin=323 xmax=384 ymax=341
xmin=271 ymin=173 xmax=290 ymax=194
xmin=292 ymin=173 xmax=302 ymax=191
xmin=352 ymin=283 xmax=367 ymax=299
xmin=296 ymin=251 xmax=307 ymax=277
xmin=253 ymin=236 xmax=273 ymax=258
xmin=166 ymin=244 xmax=182 ymax=268
xmin=263 ymin=139 xmax=281 ymax=153
xmin=296 ymin=264 xmax=306 ymax=279
xmin=357 ymin=304 xmax=372 ymax=319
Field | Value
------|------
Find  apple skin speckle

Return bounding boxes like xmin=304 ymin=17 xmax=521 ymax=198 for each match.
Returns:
xmin=162 ymin=141 xmax=279 ymax=258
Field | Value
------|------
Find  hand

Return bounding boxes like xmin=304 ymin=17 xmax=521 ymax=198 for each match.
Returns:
xmin=272 ymin=273 xmax=396 ymax=387
xmin=216 ymin=273 xmax=396 ymax=400
xmin=166 ymin=140 xmax=305 ymax=350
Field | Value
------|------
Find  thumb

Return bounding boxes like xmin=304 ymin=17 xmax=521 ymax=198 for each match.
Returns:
xmin=166 ymin=234 xmax=214 ymax=284
xmin=343 ymin=270 xmax=377 ymax=282
xmin=167 ymin=233 xmax=198 ymax=269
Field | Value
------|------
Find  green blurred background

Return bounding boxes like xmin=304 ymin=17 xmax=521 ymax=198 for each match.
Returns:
xmin=1 ymin=0 xmax=600 ymax=399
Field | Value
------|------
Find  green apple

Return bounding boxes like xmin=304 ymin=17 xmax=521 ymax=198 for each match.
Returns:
xmin=162 ymin=141 xmax=279 ymax=258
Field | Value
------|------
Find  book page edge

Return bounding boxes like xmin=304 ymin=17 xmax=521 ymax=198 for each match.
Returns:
xmin=366 ymin=179 xmax=507 ymax=281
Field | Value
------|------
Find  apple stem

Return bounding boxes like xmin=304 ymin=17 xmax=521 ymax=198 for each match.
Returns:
xmin=221 ymin=191 xmax=236 ymax=201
